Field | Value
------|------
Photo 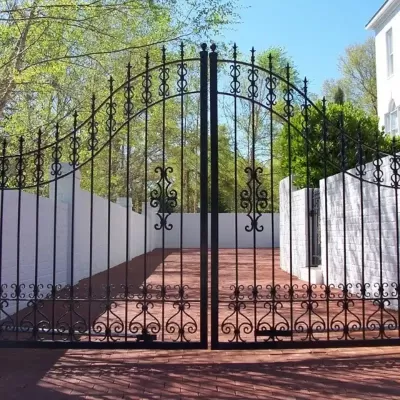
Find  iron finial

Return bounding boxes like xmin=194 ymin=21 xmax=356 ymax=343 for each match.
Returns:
xmin=303 ymin=77 xmax=308 ymax=94
xmin=210 ymin=43 xmax=217 ymax=52
xmin=55 ymin=122 xmax=59 ymax=139
xmin=233 ymin=43 xmax=238 ymax=59
xmin=200 ymin=43 xmax=207 ymax=52
xmin=286 ymin=63 xmax=291 ymax=80
xmin=268 ymin=53 xmax=273 ymax=70
xmin=250 ymin=47 xmax=255 ymax=63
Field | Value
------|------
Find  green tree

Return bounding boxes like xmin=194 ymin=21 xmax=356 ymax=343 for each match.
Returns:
xmin=275 ymin=101 xmax=390 ymax=189
xmin=322 ymin=37 xmax=377 ymax=114
xmin=333 ymin=86 xmax=345 ymax=105
xmin=0 ymin=0 xmax=239 ymax=141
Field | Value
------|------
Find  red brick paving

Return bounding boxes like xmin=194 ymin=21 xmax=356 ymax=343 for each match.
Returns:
xmin=1 ymin=347 xmax=400 ymax=399
xmin=2 ymin=248 xmax=400 ymax=399
xmin=2 ymin=248 xmax=394 ymax=343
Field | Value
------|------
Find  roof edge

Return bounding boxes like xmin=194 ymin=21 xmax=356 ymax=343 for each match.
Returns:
xmin=366 ymin=0 xmax=395 ymax=30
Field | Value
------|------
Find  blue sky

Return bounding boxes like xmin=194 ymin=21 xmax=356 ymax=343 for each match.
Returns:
xmin=219 ymin=0 xmax=383 ymax=95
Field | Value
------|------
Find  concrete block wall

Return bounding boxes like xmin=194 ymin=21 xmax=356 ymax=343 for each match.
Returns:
xmin=279 ymin=154 xmax=400 ymax=303
xmin=320 ymin=155 xmax=400 ymax=300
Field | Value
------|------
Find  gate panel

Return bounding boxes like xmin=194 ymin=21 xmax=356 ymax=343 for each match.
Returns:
xmin=209 ymin=43 xmax=400 ymax=349
xmin=0 ymin=44 xmax=208 ymax=349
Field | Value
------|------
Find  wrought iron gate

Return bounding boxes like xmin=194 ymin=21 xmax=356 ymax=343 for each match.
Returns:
xmin=1 ymin=43 xmax=400 ymax=350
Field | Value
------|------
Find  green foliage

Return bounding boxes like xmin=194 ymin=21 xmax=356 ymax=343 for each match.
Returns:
xmin=275 ymin=101 xmax=391 ymax=189
xmin=0 ymin=0 xmax=239 ymax=139
xmin=333 ymin=86 xmax=345 ymax=105
xmin=323 ymin=37 xmax=377 ymax=115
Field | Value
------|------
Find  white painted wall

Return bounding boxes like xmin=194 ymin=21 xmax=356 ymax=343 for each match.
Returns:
xmin=279 ymin=176 xmax=313 ymax=279
xmin=1 ymin=162 xmax=280 ymax=318
xmin=369 ymin=0 xmax=400 ymax=127
xmin=1 ymin=164 xmax=158 ymax=315
xmin=0 ymin=191 xmax=70 ymax=315
xmin=162 ymin=213 xmax=280 ymax=249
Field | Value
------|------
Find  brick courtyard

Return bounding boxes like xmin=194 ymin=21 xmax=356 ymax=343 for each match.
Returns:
xmin=2 ymin=248 xmax=400 ymax=399
xmin=1 ymin=346 xmax=400 ymax=399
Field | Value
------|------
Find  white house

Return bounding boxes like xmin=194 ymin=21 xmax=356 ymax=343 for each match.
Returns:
xmin=367 ymin=0 xmax=400 ymax=135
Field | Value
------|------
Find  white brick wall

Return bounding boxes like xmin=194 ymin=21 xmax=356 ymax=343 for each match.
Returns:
xmin=279 ymin=155 xmax=400 ymax=304
xmin=320 ymin=156 xmax=400 ymax=302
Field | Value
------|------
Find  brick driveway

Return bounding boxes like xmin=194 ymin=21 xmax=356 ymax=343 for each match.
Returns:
xmin=2 ymin=248 xmax=400 ymax=399
xmin=1 ymin=346 xmax=400 ymax=399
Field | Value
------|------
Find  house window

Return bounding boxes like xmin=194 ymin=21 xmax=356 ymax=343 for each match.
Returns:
xmin=386 ymin=28 xmax=394 ymax=77
xmin=385 ymin=100 xmax=399 ymax=135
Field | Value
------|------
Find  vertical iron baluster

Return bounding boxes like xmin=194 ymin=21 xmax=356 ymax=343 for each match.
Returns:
xmin=231 ymin=43 xmax=240 ymax=341
xmin=33 ymin=129 xmax=43 ymax=340
xmin=302 ymin=78 xmax=312 ymax=341
xmin=16 ymin=136 xmax=25 ymax=340
xmin=124 ymin=64 xmax=133 ymax=342
xmin=69 ymin=111 xmax=79 ymax=341
xmin=250 ymin=47 xmax=257 ymax=341
xmin=0 ymin=139 xmax=8 ymax=335
xmin=339 ymin=112 xmax=348 ymax=339
xmin=88 ymin=95 xmax=98 ymax=341
xmin=178 ymin=42 xmax=185 ymax=339
xmin=106 ymin=76 xmax=116 ymax=342
xmin=210 ymin=43 xmax=219 ymax=349
xmin=373 ymin=131 xmax=384 ymax=338
xmin=51 ymin=124 xmax=61 ymax=341
xmin=355 ymin=123 xmax=366 ymax=340
xmin=160 ymin=47 xmax=168 ymax=341
xmin=142 ymin=52 xmax=151 ymax=339
xmin=267 ymin=53 xmax=276 ymax=337
xmin=390 ymin=137 xmax=400 ymax=338
xmin=200 ymin=43 xmax=208 ymax=347
xmin=284 ymin=64 xmax=294 ymax=340
xmin=321 ymin=98 xmax=330 ymax=340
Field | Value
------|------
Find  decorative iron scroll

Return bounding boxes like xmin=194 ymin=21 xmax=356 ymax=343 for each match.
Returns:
xmin=129 ymin=284 xmax=161 ymax=341
xmin=150 ymin=166 xmax=177 ymax=230
xmin=220 ymin=285 xmax=253 ymax=342
xmin=240 ymin=167 xmax=268 ymax=232
xmin=166 ymin=285 xmax=198 ymax=342
xmin=230 ymin=43 xmax=240 ymax=95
